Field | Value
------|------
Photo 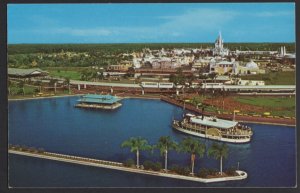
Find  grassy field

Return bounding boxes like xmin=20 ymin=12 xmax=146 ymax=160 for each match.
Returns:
xmin=9 ymin=85 xmax=38 ymax=95
xmin=234 ymin=96 xmax=295 ymax=117
xmin=47 ymin=70 xmax=82 ymax=80
xmin=234 ymin=96 xmax=295 ymax=108
xmin=242 ymin=71 xmax=295 ymax=85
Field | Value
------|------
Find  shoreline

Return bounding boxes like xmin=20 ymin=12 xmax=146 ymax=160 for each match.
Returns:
xmin=7 ymin=94 xmax=296 ymax=127
xmin=8 ymin=94 xmax=84 ymax=101
xmin=161 ymin=96 xmax=296 ymax=127
xmin=238 ymin=120 xmax=296 ymax=127
xmin=9 ymin=149 xmax=247 ymax=184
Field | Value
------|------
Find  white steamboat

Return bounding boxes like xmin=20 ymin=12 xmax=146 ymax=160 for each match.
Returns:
xmin=172 ymin=114 xmax=253 ymax=143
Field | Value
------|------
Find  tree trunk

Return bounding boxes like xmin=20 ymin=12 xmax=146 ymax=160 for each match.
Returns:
xmin=220 ymin=156 xmax=223 ymax=174
xmin=165 ymin=149 xmax=168 ymax=171
xmin=191 ymin=154 xmax=195 ymax=175
xmin=68 ymin=84 xmax=71 ymax=94
xmin=136 ymin=150 xmax=140 ymax=168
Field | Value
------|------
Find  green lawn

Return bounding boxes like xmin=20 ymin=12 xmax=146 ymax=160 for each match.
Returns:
xmin=9 ymin=85 xmax=38 ymax=95
xmin=243 ymin=71 xmax=295 ymax=85
xmin=48 ymin=70 xmax=82 ymax=80
xmin=234 ymin=96 xmax=295 ymax=108
xmin=234 ymin=96 xmax=295 ymax=117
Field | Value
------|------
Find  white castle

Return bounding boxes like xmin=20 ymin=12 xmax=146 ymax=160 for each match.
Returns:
xmin=212 ymin=32 xmax=229 ymax=56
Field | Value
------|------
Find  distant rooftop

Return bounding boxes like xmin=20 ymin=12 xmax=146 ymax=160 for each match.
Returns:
xmin=8 ymin=68 xmax=48 ymax=77
xmin=78 ymin=94 xmax=120 ymax=104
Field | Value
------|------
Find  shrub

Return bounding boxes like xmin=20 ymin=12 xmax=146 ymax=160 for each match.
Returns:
xmin=198 ymin=168 xmax=209 ymax=178
xmin=20 ymin=145 xmax=28 ymax=151
xmin=15 ymin=145 xmax=21 ymax=150
xmin=170 ymin=164 xmax=190 ymax=176
xmin=28 ymin=147 xmax=37 ymax=153
xmin=208 ymin=168 xmax=218 ymax=176
xmin=123 ymin=158 xmax=135 ymax=167
xmin=225 ymin=166 xmax=238 ymax=176
xmin=152 ymin=162 xmax=162 ymax=171
xmin=143 ymin=160 xmax=153 ymax=170
xmin=37 ymin=148 xmax=45 ymax=153
xmin=143 ymin=161 xmax=162 ymax=171
xmin=181 ymin=167 xmax=191 ymax=176
xmin=170 ymin=164 xmax=180 ymax=172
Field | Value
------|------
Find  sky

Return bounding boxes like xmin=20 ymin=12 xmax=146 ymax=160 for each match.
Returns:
xmin=8 ymin=3 xmax=295 ymax=44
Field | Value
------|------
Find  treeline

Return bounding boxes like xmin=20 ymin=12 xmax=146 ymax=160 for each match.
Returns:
xmin=8 ymin=52 xmax=121 ymax=68
xmin=8 ymin=43 xmax=295 ymax=55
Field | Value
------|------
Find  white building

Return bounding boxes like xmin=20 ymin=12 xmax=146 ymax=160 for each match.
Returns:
xmin=236 ymin=79 xmax=265 ymax=86
xmin=236 ymin=60 xmax=265 ymax=75
xmin=212 ymin=32 xmax=229 ymax=56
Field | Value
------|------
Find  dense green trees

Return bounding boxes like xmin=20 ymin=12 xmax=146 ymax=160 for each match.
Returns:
xmin=8 ymin=43 xmax=295 ymax=55
xmin=8 ymin=43 xmax=294 ymax=68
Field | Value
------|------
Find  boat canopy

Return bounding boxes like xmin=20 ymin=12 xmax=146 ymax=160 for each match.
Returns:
xmin=190 ymin=116 xmax=238 ymax=129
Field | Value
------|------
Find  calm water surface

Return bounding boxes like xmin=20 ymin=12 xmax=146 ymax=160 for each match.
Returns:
xmin=8 ymin=96 xmax=296 ymax=187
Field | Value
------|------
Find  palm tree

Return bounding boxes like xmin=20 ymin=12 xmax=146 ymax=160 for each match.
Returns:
xmin=179 ymin=137 xmax=206 ymax=175
xmin=49 ymin=79 xmax=57 ymax=94
xmin=155 ymin=136 xmax=177 ymax=172
xmin=198 ymin=71 xmax=208 ymax=97
xmin=207 ymin=143 xmax=229 ymax=175
xmin=36 ymin=80 xmax=42 ymax=93
xmin=64 ymin=77 xmax=71 ymax=94
xmin=121 ymin=137 xmax=151 ymax=168
xmin=18 ymin=80 xmax=25 ymax=95
xmin=8 ymin=79 xmax=12 ymax=96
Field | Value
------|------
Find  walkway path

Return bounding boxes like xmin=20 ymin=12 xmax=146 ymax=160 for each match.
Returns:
xmin=9 ymin=149 xmax=247 ymax=183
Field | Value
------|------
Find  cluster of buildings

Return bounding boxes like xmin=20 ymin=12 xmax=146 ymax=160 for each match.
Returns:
xmin=9 ymin=32 xmax=295 ymax=89
xmin=209 ymin=59 xmax=265 ymax=75
xmin=104 ymin=32 xmax=291 ymax=81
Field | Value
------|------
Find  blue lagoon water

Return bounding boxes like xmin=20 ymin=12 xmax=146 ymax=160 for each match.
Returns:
xmin=8 ymin=96 xmax=296 ymax=187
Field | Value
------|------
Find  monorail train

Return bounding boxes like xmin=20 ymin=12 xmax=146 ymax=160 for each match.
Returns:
xmin=201 ymin=83 xmax=295 ymax=92
xmin=141 ymin=82 xmax=174 ymax=89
